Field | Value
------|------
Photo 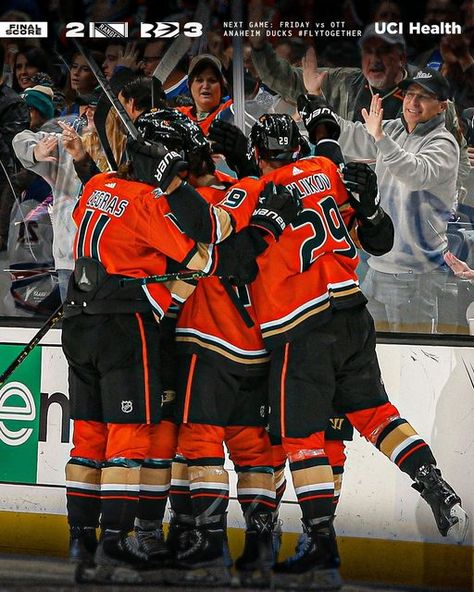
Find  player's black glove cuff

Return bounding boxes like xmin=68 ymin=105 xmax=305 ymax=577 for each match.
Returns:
xmin=209 ymin=119 xmax=259 ymax=178
xmin=128 ymin=139 xmax=188 ymax=193
xmin=297 ymin=94 xmax=341 ymax=143
xmin=357 ymin=207 xmax=394 ymax=255
xmin=250 ymin=182 xmax=302 ymax=240
xmin=343 ymin=162 xmax=380 ymax=221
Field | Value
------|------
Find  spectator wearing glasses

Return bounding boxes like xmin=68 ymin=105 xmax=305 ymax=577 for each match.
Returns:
xmin=333 ymin=68 xmax=459 ymax=333
xmin=249 ymin=20 xmax=469 ymax=189
xmin=140 ymin=40 xmax=189 ymax=103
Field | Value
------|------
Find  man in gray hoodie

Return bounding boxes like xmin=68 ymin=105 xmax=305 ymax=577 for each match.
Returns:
xmin=312 ymin=68 xmax=459 ymax=332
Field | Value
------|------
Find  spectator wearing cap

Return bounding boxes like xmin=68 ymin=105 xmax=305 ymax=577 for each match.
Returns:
xmin=249 ymin=20 xmax=469 ymax=187
xmin=178 ymin=54 xmax=232 ymax=135
xmin=335 ymin=68 xmax=459 ymax=333
xmin=13 ymin=87 xmax=108 ymax=299
xmin=21 ymin=84 xmax=54 ymax=130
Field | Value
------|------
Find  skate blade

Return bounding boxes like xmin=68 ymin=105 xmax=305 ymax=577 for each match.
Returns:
xmin=239 ymin=568 xmax=273 ymax=588
xmin=273 ymin=568 xmax=342 ymax=591
xmin=75 ymin=564 xmax=144 ymax=584
xmin=164 ymin=565 xmax=232 ymax=587
xmin=447 ymin=504 xmax=469 ymax=544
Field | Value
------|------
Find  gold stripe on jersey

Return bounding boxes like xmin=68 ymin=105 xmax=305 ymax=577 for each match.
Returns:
xmin=261 ymin=284 xmax=362 ymax=341
xmin=176 ymin=334 xmax=270 ymax=365
xmin=185 ymin=242 xmax=215 ymax=273
xmin=165 ymin=279 xmax=196 ymax=303
xmin=213 ymin=207 xmax=234 ymax=243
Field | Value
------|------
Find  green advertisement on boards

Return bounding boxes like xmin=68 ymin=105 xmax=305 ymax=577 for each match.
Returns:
xmin=0 ymin=345 xmax=41 ymax=484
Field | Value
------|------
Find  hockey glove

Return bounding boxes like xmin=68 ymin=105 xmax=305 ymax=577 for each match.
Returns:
xmin=343 ymin=162 xmax=382 ymax=223
xmin=297 ymin=94 xmax=340 ymax=143
xmin=127 ymin=139 xmax=188 ymax=193
xmin=251 ymin=182 xmax=302 ymax=240
xmin=209 ymin=119 xmax=259 ymax=177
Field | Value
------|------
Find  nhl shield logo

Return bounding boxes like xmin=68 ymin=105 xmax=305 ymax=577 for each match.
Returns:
xmin=121 ymin=400 xmax=133 ymax=413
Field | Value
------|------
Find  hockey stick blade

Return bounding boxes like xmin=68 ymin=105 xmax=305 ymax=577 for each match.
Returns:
xmin=153 ymin=35 xmax=192 ymax=83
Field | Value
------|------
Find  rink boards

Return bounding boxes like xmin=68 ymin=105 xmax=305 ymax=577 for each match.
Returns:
xmin=0 ymin=326 xmax=472 ymax=589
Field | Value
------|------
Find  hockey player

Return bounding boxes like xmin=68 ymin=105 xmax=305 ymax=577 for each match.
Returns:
xmin=62 ymin=113 xmax=300 ymax=582
xmin=244 ymin=107 xmax=468 ymax=589
xmin=168 ymin=108 xmax=468 ymax=589
xmin=162 ymin=113 xmax=392 ymax=587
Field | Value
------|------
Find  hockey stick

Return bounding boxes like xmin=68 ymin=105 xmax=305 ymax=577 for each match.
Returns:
xmin=0 ymin=303 xmax=64 ymax=386
xmin=152 ymin=35 xmax=192 ymax=84
xmin=119 ymin=270 xmax=213 ymax=287
xmin=72 ymin=40 xmax=142 ymax=142
xmin=231 ymin=0 xmax=246 ymax=133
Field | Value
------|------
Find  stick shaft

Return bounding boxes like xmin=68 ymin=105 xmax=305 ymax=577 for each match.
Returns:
xmin=0 ymin=305 xmax=63 ymax=386
xmin=120 ymin=270 xmax=210 ymax=287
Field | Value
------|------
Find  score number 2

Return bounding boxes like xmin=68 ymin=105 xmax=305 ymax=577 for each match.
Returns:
xmin=65 ymin=22 xmax=85 ymax=37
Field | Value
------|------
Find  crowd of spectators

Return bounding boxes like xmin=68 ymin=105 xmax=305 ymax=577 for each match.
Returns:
xmin=0 ymin=0 xmax=473 ymax=334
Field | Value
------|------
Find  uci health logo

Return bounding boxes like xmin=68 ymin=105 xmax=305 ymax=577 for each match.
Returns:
xmin=0 ymin=381 xmax=36 ymax=446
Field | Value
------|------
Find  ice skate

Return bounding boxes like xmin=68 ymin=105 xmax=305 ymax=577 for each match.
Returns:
xmin=273 ymin=520 xmax=342 ymax=591
xmin=235 ymin=511 xmax=274 ymax=588
xmin=75 ymin=530 xmax=148 ymax=584
xmin=135 ymin=521 xmax=171 ymax=564
xmin=166 ymin=511 xmax=195 ymax=555
xmin=413 ymin=464 xmax=469 ymax=543
xmin=68 ymin=526 xmax=97 ymax=566
xmin=165 ymin=515 xmax=232 ymax=587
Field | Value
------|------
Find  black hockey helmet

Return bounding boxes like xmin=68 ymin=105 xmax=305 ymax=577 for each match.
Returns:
xmin=249 ymin=113 xmax=310 ymax=163
xmin=133 ymin=108 xmax=215 ymax=176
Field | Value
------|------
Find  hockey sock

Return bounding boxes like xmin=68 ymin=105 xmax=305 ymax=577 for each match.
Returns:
xmin=347 ymin=404 xmax=437 ymax=480
xmin=325 ymin=439 xmax=347 ymax=511
xmin=100 ymin=459 xmax=141 ymax=532
xmin=374 ymin=418 xmax=436 ymax=479
xmin=169 ymin=454 xmax=193 ymax=517
xmin=236 ymin=467 xmax=276 ymax=517
xmin=188 ymin=463 xmax=230 ymax=526
xmin=66 ymin=457 xmax=101 ymax=527
xmin=136 ymin=458 xmax=171 ymax=522
xmin=289 ymin=454 xmax=335 ymax=526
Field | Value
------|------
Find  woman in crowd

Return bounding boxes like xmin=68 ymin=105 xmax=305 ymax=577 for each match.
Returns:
xmin=12 ymin=47 xmax=51 ymax=93
xmin=178 ymin=54 xmax=232 ymax=135
xmin=62 ymin=51 xmax=104 ymax=116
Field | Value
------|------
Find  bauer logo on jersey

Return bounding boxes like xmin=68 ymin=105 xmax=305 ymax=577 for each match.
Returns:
xmin=121 ymin=400 xmax=133 ymax=413
xmin=89 ymin=22 xmax=128 ymax=38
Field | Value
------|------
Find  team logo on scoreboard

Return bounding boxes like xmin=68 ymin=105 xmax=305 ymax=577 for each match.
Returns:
xmin=141 ymin=22 xmax=203 ymax=38
xmin=89 ymin=22 xmax=128 ymax=38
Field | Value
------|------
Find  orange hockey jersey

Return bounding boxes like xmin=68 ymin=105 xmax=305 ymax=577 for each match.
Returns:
xmin=73 ymin=172 xmax=221 ymax=318
xmin=219 ymin=156 xmax=367 ymax=349
xmin=175 ymin=174 xmax=269 ymax=370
